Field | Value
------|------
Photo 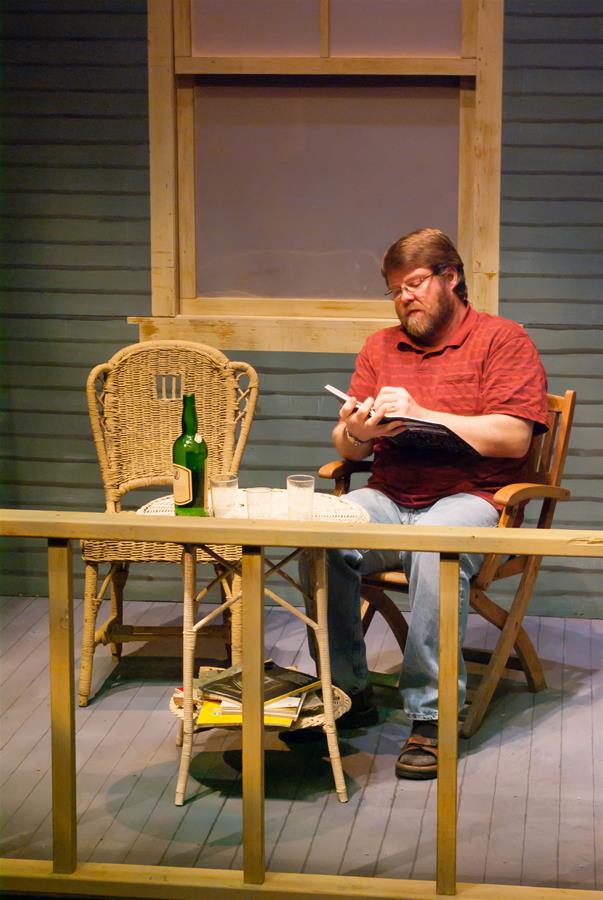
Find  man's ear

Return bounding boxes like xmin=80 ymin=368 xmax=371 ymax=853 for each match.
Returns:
xmin=444 ymin=267 xmax=460 ymax=291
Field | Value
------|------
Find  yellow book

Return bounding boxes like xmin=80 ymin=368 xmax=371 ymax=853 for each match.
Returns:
xmin=196 ymin=699 xmax=297 ymax=729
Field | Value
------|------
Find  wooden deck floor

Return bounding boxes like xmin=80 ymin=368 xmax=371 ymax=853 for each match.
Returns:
xmin=0 ymin=596 xmax=601 ymax=891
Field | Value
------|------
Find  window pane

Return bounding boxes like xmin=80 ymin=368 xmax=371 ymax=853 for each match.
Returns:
xmin=192 ymin=0 xmax=321 ymax=57
xmin=330 ymin=0 xmax=462 ymax=58
xmin=195 ymin=82 xmax=459 ymax=298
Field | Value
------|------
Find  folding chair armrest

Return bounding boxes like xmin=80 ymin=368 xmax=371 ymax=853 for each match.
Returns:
xmin=317 ymin=459 xmax=373 ymax=496
xmin=493 ymin=482 xmax=571 ymax=507
xmin=318 ymin=459 xmax=373 ymax=480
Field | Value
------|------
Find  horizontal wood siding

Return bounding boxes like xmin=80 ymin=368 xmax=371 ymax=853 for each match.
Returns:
xmin=1 ymin=1 xmax=601 ymax=616
xmin=498 ymin=0 xmax=603 ymax=617
xmin=0 ymin=1 xmax=150 ymax=599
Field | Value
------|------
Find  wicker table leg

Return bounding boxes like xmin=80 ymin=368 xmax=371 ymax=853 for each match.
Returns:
xmin=310 ymin=548 xmax=348 ymax=803
xmin=175 ymin=545 xmax=196 ymax=806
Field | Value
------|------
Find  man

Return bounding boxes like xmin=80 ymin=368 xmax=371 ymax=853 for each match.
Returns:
xmin=305 ymin=227 xmax=548 ymax=779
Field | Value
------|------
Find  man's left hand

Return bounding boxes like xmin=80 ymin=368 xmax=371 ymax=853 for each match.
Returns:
xmin=373 ymin=386 xmax=426 ymax=422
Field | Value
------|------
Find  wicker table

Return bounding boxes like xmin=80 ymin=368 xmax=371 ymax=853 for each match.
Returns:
xmin=138 ymin=488 xmax=368 ymax=525
xmin=138 ymin=488 xmax=369 ymax=805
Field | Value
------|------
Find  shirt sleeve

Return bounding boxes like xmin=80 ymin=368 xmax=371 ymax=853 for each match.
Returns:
xmin=480 ymin=324 xmax=549 ymax=433
xmin=348 ymin=337 xmax=378 ymax=402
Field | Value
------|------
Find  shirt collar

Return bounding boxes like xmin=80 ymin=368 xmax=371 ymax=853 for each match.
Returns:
xmin=396 ymin=303 xmax=477 ymax=355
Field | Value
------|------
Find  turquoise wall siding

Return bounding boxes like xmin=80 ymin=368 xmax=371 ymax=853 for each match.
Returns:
xmin=1 ymin=1 xmax=601 ymax=615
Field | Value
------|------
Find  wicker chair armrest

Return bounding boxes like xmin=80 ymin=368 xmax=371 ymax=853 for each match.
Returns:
xmin=493 ymin=482 xmax=571 ymax=507
xmin=317 ymin=459 xmax=373 ymax=480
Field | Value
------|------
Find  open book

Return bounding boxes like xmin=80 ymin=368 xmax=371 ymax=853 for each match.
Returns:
xmin=198 ymin=660 xmax=321 ymax=705
xmin=325 ymin=384 xmax=479 ymax=457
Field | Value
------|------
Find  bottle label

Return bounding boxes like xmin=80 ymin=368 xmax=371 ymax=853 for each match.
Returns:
xmin=173 ymin=464 xmax=192 ymax=505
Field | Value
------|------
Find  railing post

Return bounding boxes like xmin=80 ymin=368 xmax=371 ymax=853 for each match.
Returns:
xmin=241 ymin=545 xmax=265 ymax=884
xmin=436 ymin=552 xmax=460 ymax=895
xmin=47 ymin=538 xmax=77 ymax=873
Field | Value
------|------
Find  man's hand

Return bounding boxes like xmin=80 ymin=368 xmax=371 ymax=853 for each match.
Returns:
xmin=373 ymin=386 xmax=426 ymax=422
xmin=335 ymin=387 xmax=533 ymax=460
xmin=370 ymin=387 xmax=532 ymax=458
xmin=333 ymin=394 xmax=409 ymax=460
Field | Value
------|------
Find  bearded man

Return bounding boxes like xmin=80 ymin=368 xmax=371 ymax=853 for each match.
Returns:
xmin=300 ymin=227 xmax=549 ymax=779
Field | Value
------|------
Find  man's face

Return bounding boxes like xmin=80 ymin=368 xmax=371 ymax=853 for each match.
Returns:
xmin=386 ymin=266 xmax=459 ymax=345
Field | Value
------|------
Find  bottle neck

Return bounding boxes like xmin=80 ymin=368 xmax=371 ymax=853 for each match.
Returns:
xmin=181 ymin=394 xmax=198 ymax=435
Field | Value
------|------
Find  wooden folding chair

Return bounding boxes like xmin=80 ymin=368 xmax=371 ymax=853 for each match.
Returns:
xmin=318 ymin=390 xmax=576 ymax=737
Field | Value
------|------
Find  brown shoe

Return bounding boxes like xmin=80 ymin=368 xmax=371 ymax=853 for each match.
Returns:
xmin=395 ymin=733 xmax=438 ymax=780
xmin=336 ymin=685 xmax=378 ymax=730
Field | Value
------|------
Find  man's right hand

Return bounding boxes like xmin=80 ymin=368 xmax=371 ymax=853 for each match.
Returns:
xmin=334 ymin=395 xmax=408 ymax=459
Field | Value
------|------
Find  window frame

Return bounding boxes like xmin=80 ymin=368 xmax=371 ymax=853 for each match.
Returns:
xmin=135 ymin=0 xmax=504 ymax=352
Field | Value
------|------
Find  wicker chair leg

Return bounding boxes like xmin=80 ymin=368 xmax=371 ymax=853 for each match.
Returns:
xmin=175 ymin=545 xmax=197 ymax=806
xmin=79 ymin=561 xmax=100 ymax=707
xmin=175 ymin=720 xmax=184 ymax=748
xmin=229 ymin=572 xmax=243 ymax=666
xmin=109 ymin=563 xmax=129 ymax=662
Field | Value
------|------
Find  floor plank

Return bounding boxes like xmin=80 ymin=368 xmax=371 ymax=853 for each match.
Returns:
xmin=558 ymin=618 xmax=597 ymax=889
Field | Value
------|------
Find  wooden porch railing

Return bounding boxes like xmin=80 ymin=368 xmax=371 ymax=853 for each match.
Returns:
xmin=1 ymin=509 xmax=601 ymax=900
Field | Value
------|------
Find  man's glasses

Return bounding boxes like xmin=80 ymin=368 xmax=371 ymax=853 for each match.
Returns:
xmin=384 ymin=270 xmax=437 ymax=301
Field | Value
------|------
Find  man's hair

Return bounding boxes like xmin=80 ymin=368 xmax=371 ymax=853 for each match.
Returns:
xmin=381 ymin=227 xmax=468 ymax=304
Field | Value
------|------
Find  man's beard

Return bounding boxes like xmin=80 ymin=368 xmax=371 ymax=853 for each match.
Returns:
xmin=400 ymin=287 xmax=456 ymax=345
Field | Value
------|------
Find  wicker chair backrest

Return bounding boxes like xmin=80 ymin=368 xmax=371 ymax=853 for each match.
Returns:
xmin=87 ymin=340 xmax=258 ymax=507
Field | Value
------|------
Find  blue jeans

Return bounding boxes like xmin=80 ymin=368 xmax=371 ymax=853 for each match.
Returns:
xmin=300 ymin=489 xmax=499 ymax=721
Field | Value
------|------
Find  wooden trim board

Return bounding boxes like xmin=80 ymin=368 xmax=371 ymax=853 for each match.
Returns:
xmin=147 ymin=0 xmax=179 ymax=315
xmin=2 ymin=859 xmax=602 ymax=900
xmin=470 ymin=0 xmax=504 ymax=313
xmin=175 ymin=57 xmax=477 ymax=77
xmin=129 ymin=314 xmax=399 ymax=353
xmin=178 ymin=297 xmax=396 ymax=319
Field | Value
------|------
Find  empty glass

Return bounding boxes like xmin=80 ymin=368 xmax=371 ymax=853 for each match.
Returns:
xmin=287 ymin=474 xmax=315 ymax=520
xmin=210 ymin=474 xmax=240 ymax=517
xmin=246 ymin=486 xmax=273 ymax=518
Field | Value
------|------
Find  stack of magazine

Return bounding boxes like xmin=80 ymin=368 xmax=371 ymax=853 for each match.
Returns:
xmin=194 ymin=660 xmax=321 ymax=728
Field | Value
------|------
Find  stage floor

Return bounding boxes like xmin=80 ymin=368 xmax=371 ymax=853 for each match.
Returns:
xmin=1 ymin=596 xmax=601 ymax=890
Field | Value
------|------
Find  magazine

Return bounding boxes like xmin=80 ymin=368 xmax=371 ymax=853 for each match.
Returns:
xmin=198 ymin=659 xmax=321 ymax=705
xmin=196 ymin=699 xmax=300 ymax=728
xmin=324 ymin=384 xmax=479 ymax=457
xmin=219 ymin=693 xmax=306 ymax=718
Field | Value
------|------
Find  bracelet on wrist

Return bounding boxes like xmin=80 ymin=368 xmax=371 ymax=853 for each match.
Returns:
xmin=344 ymin=426 xmax=372 ymax=447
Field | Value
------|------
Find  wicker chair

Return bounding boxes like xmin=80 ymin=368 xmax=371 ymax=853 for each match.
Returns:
xmin=79 ymin=340 xmax=258 ymax=710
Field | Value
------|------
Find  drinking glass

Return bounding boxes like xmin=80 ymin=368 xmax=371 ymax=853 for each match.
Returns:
xmin=246 ymin=487 xmax=273 ymax=518
xmin=287 ymin=474 xmax=315 ymax=520
xmin=210 ymin=474 xmax=240 ymax=517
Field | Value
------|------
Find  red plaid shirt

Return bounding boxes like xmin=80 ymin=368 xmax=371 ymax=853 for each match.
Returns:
xmin=348 ymin=305 xmax=549 ymax=509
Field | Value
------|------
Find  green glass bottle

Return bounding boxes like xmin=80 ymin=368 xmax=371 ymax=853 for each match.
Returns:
xmin=172 ymin=393 xmax=208 ymax=516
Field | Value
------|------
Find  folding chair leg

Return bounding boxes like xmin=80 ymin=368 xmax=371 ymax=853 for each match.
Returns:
xmin=361 ymin=585 xmax=409 ymax=656
xmin=176 ymin=545 xmax=197 ymax=806
xmin=462 ymin=557 xmax=544 ymax=738
xmin=470 ymin=580 xmax=546 ymax=692
xmin=360 ymin=598 xmax=378 ymax=634
xmin=78 ymin=562 xmax=100 ymax=707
